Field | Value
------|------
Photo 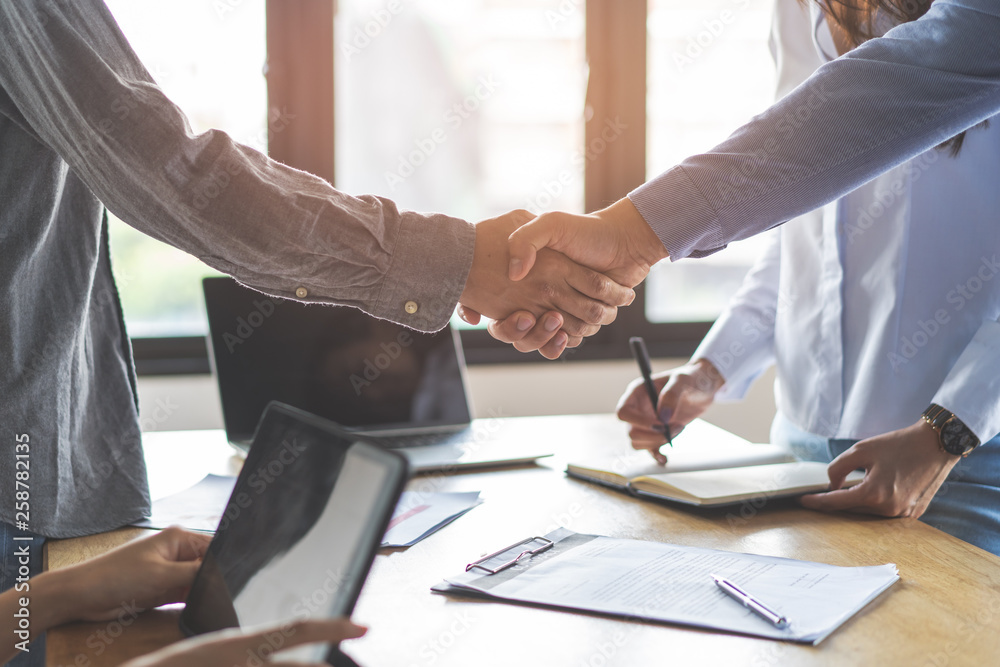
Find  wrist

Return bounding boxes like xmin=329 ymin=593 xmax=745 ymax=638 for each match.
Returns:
xmin=915 ymin=420 xmax=964 ymax=469
xmin=601 ymin=198 xmax=669 ymax=267
xmin=460 ymin=218 xmax=510 ymax=317
xmin=920 ymin=404 xmax=980 ymax=458
xmin=27 ymin=569 xmax=81 ymax=632
xmin=691 ymin=358 xmax=725 ymax=394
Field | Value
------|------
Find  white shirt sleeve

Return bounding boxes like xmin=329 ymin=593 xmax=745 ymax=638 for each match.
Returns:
xmin=692 ymin=229 xmax=782 ymax=401
xmin=932 ymin=317 xmax=1000 ymax=443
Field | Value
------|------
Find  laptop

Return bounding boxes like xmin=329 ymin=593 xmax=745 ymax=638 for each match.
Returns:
xmin=202 ymin=276 xmax=552 ymax=471
xmin=180 ymin=401 xmax=408 ymax=665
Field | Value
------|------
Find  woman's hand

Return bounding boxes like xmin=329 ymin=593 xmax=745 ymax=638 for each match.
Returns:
xmin=615 ymin=358 xmax=725 ymax=464
xmin=56 ymin=526 xmax=211 ymax=623
xmin=121 ymin=618 xmax=367 ymax=667
xmin=1 ymin=527 xmax=211 ymax=664
xmin=800 ymin=420 xmax=961 ymax=517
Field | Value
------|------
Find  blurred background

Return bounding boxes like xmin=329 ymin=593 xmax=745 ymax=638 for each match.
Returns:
xmin=103 ymin=0 xmax=778 ymax=440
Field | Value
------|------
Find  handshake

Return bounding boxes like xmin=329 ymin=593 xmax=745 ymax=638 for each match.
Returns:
xmin=457 ymin=198 xmax=669 ymax=359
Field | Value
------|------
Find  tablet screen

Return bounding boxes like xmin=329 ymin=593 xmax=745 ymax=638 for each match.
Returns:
xmin=180 ymin=403 xmax=408 ymax=662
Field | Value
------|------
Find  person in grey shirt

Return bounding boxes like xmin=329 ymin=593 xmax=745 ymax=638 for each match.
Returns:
xmin=0 ymin=0 xmax=636 ymax=564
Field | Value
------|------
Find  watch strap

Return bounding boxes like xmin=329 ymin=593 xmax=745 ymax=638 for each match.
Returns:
xmin=921 ymin=404 xmax=979 ymax=457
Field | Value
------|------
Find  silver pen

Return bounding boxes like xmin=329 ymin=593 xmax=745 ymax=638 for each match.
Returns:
xmin=710 ymin=574 xmax=790 ymax=628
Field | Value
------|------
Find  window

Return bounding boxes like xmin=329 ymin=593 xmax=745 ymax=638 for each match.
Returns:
xmin=644 ymin=0 xmax=775 ymax=324
xmin=106 ymin=0 xmax=781 ymax=372
xmin=104 ymin=0 xmax=266 ymax=337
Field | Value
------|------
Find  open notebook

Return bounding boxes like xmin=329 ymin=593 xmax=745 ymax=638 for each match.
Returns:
xmin=567 ymin=420 xmax=863 ymax=507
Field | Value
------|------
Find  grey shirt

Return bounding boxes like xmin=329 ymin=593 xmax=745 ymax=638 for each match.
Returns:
xmin=0 ymin=0 xmax=474 ymax=537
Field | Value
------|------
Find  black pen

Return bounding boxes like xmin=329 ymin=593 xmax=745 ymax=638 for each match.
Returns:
xmin=628 ymin=336 xmax=673 ymax=447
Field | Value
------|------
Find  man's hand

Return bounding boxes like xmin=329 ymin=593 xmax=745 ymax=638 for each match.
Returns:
xmin=615 ymin=359 xmax=725 ymax=464
xmin=800 ymin=420 xmax=960 ymax=518
xmin=122 ymin=618 xmax=367 ymax=667
xmin=458 ymin=306 xmax=580 ymax=360
xmin=459 ymin=209 xmax=635 ymax=354
xmin=507 ymin=198 xmax=669 ymax=288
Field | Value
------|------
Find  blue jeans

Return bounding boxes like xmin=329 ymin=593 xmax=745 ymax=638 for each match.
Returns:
xmin=0 ymin=522 xmax=47 ymax=667
xmin=771 ymin=412 xmax=1000 ymax=556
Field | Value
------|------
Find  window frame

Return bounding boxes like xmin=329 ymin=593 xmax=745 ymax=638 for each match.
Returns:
xmin=131 ymin=0 xmax=711 ymax=376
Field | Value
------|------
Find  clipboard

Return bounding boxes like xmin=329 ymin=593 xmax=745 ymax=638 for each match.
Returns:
xmin=432 ymin=528 xmax=899 ymax=645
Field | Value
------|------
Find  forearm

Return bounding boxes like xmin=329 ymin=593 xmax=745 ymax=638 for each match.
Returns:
xmin=631 ymin=0 xmax=1000 ymax=260
xmin=0 ymin=569 xmax=79 ymax=664
xmin=0 ymin=1 xmax=474 ymax=331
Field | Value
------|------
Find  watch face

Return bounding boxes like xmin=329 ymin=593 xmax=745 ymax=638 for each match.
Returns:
xmin=941 ymin=419 xmax=978 ymax=454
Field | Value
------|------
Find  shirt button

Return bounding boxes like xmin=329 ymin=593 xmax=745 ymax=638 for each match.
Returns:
xmin=295 ymin=287 xmax=308 ymax=298
xmin=404 ymin=300 xmax=419 ymax=314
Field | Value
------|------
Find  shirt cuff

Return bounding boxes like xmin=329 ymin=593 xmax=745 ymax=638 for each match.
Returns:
xmin=693 ymin=312 xmax=775 ymax=402
xmin=628 ymin=166 xmax=728 ymax=261
xmin=372 ymin=210 xmax=476 ymax=332
xmin=932 ymin=318 xmax=1000 ymax=443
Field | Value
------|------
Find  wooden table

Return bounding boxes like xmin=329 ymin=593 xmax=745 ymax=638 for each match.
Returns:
xmin=45 ymin=415 xmax=1000 ymax=666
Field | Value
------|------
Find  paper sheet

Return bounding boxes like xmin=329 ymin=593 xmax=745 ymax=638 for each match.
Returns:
xmin=442 ymin=528 xmax=898 ymax=644
xmin=381 ymin=491 xmax=482 ymax=547
xmin=133 ymin=473 xmax=236 ymax=533
xmin=134 ymin=474 xmax=481 ymax=547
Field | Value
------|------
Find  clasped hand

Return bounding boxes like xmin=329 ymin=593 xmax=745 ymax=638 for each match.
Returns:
xmin=459 ymin=200 xmax=668 ymax=359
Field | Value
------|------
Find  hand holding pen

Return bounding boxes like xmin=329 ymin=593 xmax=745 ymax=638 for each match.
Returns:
xmin=617 ymin=341 xmax=726 ymax=465
xmin=629 ymin=337 xmax=673 ymax=449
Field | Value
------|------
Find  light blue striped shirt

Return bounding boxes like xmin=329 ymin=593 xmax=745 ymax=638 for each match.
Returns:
xmin=691 ymin=0 xmax=1000 ymax=443
xmin=630 ymin=0 xmax=1000 ymax=262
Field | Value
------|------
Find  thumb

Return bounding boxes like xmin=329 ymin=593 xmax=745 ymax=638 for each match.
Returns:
xmin=508 ymin=217 xmax=559 ymax=281
xmin=656 ymin=375 xmax=688 ymax=427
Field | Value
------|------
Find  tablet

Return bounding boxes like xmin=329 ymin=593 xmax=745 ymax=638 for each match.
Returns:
xmin=179 ymin=402 xmax=408 ymax=663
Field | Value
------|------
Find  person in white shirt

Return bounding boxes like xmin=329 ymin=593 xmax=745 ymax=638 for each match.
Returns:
xmin=616 ymin=0 xmax=1000 ymax=555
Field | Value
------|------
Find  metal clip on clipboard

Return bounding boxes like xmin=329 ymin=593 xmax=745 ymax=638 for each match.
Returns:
xmin=465 ymin=536 xmax=554 ymax=575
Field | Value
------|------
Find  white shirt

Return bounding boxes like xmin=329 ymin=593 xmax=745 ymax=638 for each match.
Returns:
xmin=693 ymin=0 xmax=1000 ymax=442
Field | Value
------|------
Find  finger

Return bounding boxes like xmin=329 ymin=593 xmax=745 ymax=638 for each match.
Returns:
xmin=457 ymin=304 xmax=482 ymax=325
xmin=826 ymin=446 xmax=871 ymax=490
xmin=156 ymin=526 xmax=212 ymax=561
xmin=273 ymin=619 xmax=368 ymax=649
xmin=627 ymin=424 xmax=668 ymax=453
xmin=616 ymin=383 xmax=658 ymax=426
xmin=540 ymin=281 xmax=618 ymax=327
xmin=800 ymin=481 xmax=872 ymax=512
xmin=486 ymin=311 xmax=538 ymax=344
xmin=537 ymin=331 xmax=569 ymax=359
xmin=508 ymin=217 xmax=557 ymax=281
xmin=556 ymin=312 xmax=602 ymax=338
xmin=629 ymin=435 xmax=668 ymax=465
xmin=496 ymin=312 xmax=564 ymax=351
xmin=564 ymin=264 xmax=635 ymax=308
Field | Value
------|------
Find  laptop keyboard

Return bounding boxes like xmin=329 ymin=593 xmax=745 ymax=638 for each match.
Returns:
xmin=374 ymin=432 xmax=473 ymax=449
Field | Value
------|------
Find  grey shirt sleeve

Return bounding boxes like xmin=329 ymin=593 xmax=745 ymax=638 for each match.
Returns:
xmin=631 ymin=0 xmax=1000 ymax=260
xmin=0 ymin=0 xmax=474 ymax=331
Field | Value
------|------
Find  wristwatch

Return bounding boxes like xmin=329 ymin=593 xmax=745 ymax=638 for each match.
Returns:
xmin=921 ymin=404 xmax=980 ymax=457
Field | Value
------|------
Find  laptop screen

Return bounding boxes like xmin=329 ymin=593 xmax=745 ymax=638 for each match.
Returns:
xmin=203 ymin=277 xmax=472 ymax=443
